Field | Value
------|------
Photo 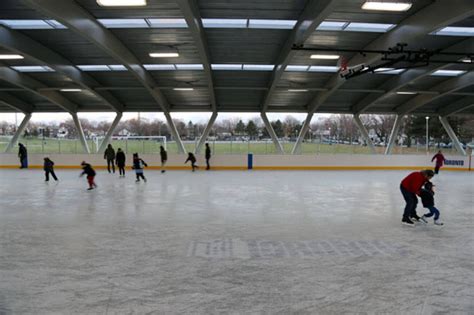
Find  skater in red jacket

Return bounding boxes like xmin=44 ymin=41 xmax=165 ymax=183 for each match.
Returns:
xmin=400 ymin=169 xmax=434 ymax=226
xmin=80 ymin=161 xmax=97 ymax=190
xmin=431 ymin=150 xmax=446 ymax=174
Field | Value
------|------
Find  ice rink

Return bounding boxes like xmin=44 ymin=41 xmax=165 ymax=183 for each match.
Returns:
xmin=0 ymin=169 xmax=473 ymax=314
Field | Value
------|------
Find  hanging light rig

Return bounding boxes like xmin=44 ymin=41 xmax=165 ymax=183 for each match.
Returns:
xmin=292 ymin=43 xmax=473 ymax=80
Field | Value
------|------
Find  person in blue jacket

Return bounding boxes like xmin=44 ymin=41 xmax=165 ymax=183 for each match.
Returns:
xmin=420 ymin=182 xmax=444 ymax=225
xmin=132 ymin=153 xmax=148 ymax=182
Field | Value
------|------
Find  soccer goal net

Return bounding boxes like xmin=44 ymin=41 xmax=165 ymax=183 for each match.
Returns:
xmin=93 ymin=136 xmax=166 ymax=154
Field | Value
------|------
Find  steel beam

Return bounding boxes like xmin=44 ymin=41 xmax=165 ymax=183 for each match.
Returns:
xmin=0 ymin=65 xmax=77 ymax=112
xmin=291 ymin=113 xmax=313 ymax=155
xmin=4 ymin=113 xmax=31 ymax=153
xmin=261 ymin=0 xmax=335 ymax=112
xmin=396 ymin=71 xmax=474 ymax=115
xmin=438 ymin=96 xmax=474 ymax=116
xmin=439 ymin=116 xmax=466 ymax=155
xmin=0 ymin=25 xmax=124 ymax=112
xmin=261 ymin=112 xmax=285 ymax=154
xmin=352 ymin=38 xmax=474 ymax=114
xmin=164 ymin=112 xmax=186 ymax=154
xmin=98 ymin=112 xmax=123 ymax=153
xmin=297 ymin=0 xmax=474 ymax=142
xmin=22 ymin=0 xmax=169 ymax=110
xmin=353 ymin=114 xmax=376 ymax=154
xmin=177 ymin=0 xmax=217 ymax=112
xmin=385 ymin=115 xmax=403 ymax=155
xmin=22 ymin=0 xmax=185 ymax=149
xmin=0 ymin=92 xmax=34 ymax=113
xmin=71 ymin=113 xmax=90 ymax=154
xmin=194 ymin=112 xmax=217 ymax=154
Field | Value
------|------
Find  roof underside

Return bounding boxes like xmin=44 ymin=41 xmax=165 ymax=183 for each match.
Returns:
xmin=0 ymin=0 xmax=473 ymax=115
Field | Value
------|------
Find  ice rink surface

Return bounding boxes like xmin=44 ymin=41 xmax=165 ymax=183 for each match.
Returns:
xmin=0 ymin=168 xmax=473 ymax=314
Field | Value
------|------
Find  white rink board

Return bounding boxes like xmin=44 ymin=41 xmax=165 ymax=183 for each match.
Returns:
xmin=0 ymin=153 xmax=470 ymax=170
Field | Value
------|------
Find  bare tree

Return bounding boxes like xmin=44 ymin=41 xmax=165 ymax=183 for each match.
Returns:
xmin=367 ymin=114 xmax=396 ymax=143
xmin=283 ymin=115 xmax=301 ymax=138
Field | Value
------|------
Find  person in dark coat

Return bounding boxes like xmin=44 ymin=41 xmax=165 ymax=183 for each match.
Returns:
xmin=420 ymin=182 xmax=443 ymax=225
xmin=132 ymin=153 xmax=148 ymax=182
xmin=104 ymin=144 xmax=116 ymax=173
xmin=185 ymin=152 xmax=198 ymax=172
xmin=205 ymin=143 xmax=211 ymax=170
xmin=18 ymin=143 xmax=28 ymax=169
xmin=400 ymin=169 xmax=434 ymax=226
xmin=431 ymin=150 xmax=446 ymax=174
xmin=80 ymin=161 xmax=97 ymax=190
xmin=160 ymin=145 xmax=167 ymax=173
xmin=43 ymin=157 xmax=58 ymax=181
xmin=115 ymin=148 xmax=126 ymax=177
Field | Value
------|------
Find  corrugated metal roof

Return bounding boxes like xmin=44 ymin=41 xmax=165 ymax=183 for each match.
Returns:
xmin=0 ymin=0 xmax=471 ymax=116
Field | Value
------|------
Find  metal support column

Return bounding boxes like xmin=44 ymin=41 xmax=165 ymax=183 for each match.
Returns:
xmin=71 ymin=113 xmax=90 ymax=154
xmin=4 ymin=113 xmax=31 ymax=153
xmin=439 ymin=116 xmax=466 ymax=156
xmin=385 ymin=115 xmax=403 ymax=155
xmin=195 ymin=112 xmax=217 ymax=154
xmin=291 ymin=113 xmax=313 ymax=155
xmin=261 ymin=112 xmax=284 ymax=154
xmin=98 ymin=112 xmax=123 ymax=153
xmin=164 ymin=112 xmax=186 ymax=154
xmin=353 ymin=114 xmax=376 ymax=154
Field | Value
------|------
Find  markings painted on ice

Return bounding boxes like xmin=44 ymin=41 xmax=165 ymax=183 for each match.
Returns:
xmin=187 ymin=239 xmax=408 ymax=259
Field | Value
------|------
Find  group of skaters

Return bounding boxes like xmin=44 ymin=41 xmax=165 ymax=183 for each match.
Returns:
xmin=17 ymin=141 xmax=447 ymax=224
xmin=23 ymin=142 xmax=212 ymax=190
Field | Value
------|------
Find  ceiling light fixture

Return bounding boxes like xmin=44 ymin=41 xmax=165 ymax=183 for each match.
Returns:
xmin=97 ymin=0 xmax=146 ymax=6
xmin=310 ymin=54 xmax=340 ymax=60
xmin=396 ymin=91 xmax=416 ymax=95
xmin=288 ymin=89 xmax=309 ymax=92
xmin=149 ymin=52 xmax=179 ymax=58
xmin=0 ymin=54 xmax=24 ymax=60
xmin=362 ymin=1 xmax=412 ymax=12
xmin=60 ymin=89 xmax=82 ymax=92
xmin=173 ymin=88 xmax=194 ymax=91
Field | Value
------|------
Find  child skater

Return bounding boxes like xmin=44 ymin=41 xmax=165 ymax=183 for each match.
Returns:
xmin=116 ymin=148 xmax=126 ymax=177
xmin=80 ymin=161 xmax=97 ymax=190
xmin=43 ymin=157 xmax=58 ymax=182
xmin=160 ymin=145 xmax=167 ymax=173
xmin=132 ymin=153 xmax=148 ymax=182
xmin=185 ymin=152 xmax=198 ymax=172
xmin=420 ymin=182 xmax=444 ymax=225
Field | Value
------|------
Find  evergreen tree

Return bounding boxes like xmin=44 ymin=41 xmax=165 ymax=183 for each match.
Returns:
xmin=245 ymin=120 xmax=258 ymax=139
xmin=235 ymin=120 xmax=245 ymax=135
xmin=271 ymin=120 xmax=284 ymax=137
